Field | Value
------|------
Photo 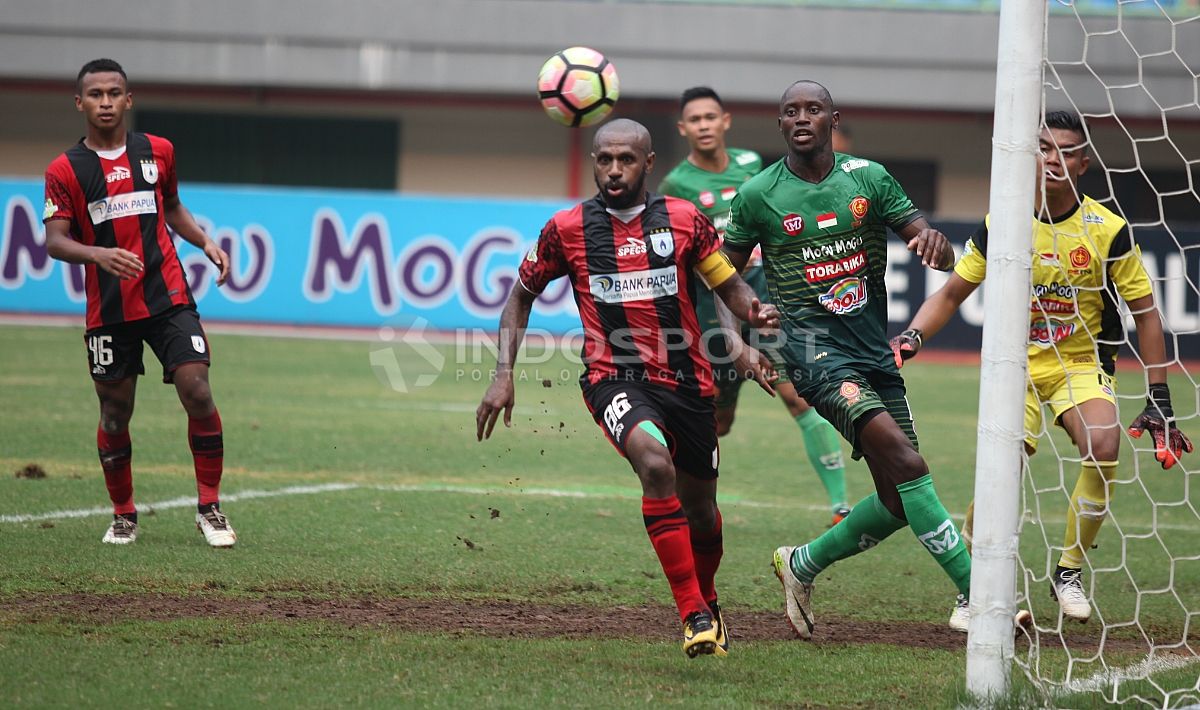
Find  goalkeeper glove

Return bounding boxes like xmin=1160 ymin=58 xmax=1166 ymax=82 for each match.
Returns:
xmin=889 ymin=328 xmax=923 ymax=369
xmin=1127 ymin=383 xmax=1194 ymax=470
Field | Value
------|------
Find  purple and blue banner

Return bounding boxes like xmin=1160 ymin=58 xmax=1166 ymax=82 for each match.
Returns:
xmin=1 ymin=178 xmax=1197 ymax=357
xmin=0 ymin=179 xmax=579 ymax=331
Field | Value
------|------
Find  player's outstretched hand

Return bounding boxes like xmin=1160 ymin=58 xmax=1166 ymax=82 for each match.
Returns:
xmin=732 ymin=342 xmax=778 ymax=397
xmin=748 ymin=298 xmax=781 ymax=331
xmin=907 ymin=228 xmax=955 ymax=271
xmin=889 ymin=328 xmax=924 ymax=369
xmin=94 ymin=247 xmax=143 ymax=280
xmin=1127 ymin=383 xmax=1193 ymax=470
xmin=203 ymin=240 xmax=231 ymax=286
xmin=476 ymin=375 xmax=515 ymax=441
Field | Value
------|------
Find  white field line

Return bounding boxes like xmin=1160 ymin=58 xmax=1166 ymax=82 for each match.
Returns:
xmin=0 ymin=482 xmax=358 ymax=524
xmin=1059 ymin=653 xmax=1200 ymax=695
xmin=0 ymin=481 xmax=815 ymax=525
xmin=2 ymin=481 xmax=1197 ymax=532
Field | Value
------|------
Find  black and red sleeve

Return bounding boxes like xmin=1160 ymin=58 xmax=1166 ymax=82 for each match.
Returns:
xmin=518 ymin=218 xmax=569 ymax=294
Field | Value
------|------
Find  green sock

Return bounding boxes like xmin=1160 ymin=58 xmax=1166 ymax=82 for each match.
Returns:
xmin=788 ymin=493 xmax=907 ymax=583
xmin=795 ymin=408 xmax=847 ymax=511
xmin=896 ymin=474 xmax=971 ymax=596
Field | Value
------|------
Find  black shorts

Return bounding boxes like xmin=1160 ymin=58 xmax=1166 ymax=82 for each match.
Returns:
xmin=84 ymin=305 xmax=211 ymax=383
xmin=581 ymin=378 xmax=719 ymax=480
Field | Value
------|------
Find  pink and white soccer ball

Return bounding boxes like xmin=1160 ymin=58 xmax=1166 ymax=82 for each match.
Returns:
xmin=537 ymin=47 xmax=619 ymax=127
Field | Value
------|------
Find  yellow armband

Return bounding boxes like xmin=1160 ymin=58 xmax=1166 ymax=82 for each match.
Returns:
xmin=696 ymin=250 xmax=736 ymax=289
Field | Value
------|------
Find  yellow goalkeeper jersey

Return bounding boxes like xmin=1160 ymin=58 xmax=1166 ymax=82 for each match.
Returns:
xmin=954 ymin=196 xmax=1153 ymax=377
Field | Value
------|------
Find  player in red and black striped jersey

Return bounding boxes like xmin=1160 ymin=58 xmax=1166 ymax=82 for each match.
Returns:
xmin=476 ymin=119 xmax=780 ymax=658
xmin=42 ymin=59 xmax=236 ymax=548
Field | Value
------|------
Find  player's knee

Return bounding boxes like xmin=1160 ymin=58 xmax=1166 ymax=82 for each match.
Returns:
xmin=635 ymin=450 xmax=676 ymax=493
xmin=892 ymin=446 xmax=928 ymax=484
xmin=177 ymin=380 xmax=215 ymax=417
xmin=1085 ymin=433 xmax=1120 ymax=463
xmin=683 ymin=500 xmax=718 ymax=531
xmin=98 ymin=398 xmax=133 ymax=432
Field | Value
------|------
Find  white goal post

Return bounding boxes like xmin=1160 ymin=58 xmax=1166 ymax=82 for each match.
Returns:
xmin=965 ymin=0 xmax=1045 ymax=699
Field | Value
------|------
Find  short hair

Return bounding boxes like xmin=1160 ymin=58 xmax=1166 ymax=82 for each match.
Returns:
xmin=780 ymin=80 xmax=834 ymax=109
xmin=1044 ymin=110 xmax=1088 ymax=147
xmin=593 ymin=118 xmax=653 ymax=154
xmin=679 ymin=86 xmax=723 ymax=113
xmin=76 ymin=58 xmax=127 ymax=93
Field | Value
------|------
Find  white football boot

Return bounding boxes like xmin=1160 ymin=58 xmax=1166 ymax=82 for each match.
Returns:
xmin=196 ymin=505 xmax=237 ymax=548
xmin=1051 ymin=568 xmax=1092 ymax=622
xmin=772 ymin=546 xmax=815 ymax=639
xmin=101 ymin=515 xmax=138 ymax=544
xmin=948 ymin=594 xmax=1034 ymax=637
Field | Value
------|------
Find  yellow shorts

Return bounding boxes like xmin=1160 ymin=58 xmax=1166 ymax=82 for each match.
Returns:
xmin=1024 ymin=367 xmax=1116 ymax=451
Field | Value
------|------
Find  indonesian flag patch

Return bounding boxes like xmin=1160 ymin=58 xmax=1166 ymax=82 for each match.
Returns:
xmin=817 ymin=212 xmax=838 ymax=229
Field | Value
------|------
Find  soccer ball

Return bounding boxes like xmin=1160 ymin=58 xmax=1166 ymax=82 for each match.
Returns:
xmin=537 ymin=47 xmax=619 ymax=128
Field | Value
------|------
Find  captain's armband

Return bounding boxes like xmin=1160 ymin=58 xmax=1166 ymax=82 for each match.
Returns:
xmin=696 ymin=250 xmax=737 ymax=289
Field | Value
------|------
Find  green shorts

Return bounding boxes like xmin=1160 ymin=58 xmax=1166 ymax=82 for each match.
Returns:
xmin=696 ymin=266 xmax=779 ymax=410
xmin=779 ymin=345 xmax=918 ymax=459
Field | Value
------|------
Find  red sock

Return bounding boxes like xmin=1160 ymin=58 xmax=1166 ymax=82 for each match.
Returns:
xmin=690 ymin=507 xmax=723 ymax=606
xmin=97 ymin=427 xmax=135 ymax=515
xmin=642 ymin=495 xmax=707 ymax=621
xmin=188 ymin=410 xmax=223 ymax=505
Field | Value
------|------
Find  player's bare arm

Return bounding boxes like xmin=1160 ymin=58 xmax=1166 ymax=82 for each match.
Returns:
xmin=44 ymin=218 xmax=143 ymax=279
xmin=476 ymin=284 xmax=537 ymax=441
xmin=719 ymin=243 xmax=752 ymax=274
xmin=163 ymin=194 xmax=229 ymax=285
xmin=712 ymin=273 xmax=780 ymax=395
xmin=892 ymin=273 xmax=980 ymax=368
xmin=897 ymin=217 xmax=955 ymax=271
xmin=1124 ymin=292 xmax=1193 ymax=468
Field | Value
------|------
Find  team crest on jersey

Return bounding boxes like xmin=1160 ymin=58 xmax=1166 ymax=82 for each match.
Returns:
xmin=698 ymin=191 xmax=716 ymax=208
xmin=782 ymin=213 xmax=804 ymax=236
xmin=720 ymin=187 xmax=737 ymax=202
xmin=648 ymin=229 xmax=675 ymax=258
xmin=1069 ymin=246 xmax=1091 ymax=269
xmin=849 ymin=196 xmax=870 ymax=220
xmin=819 ymin=276 xmax=869 ymax=315
xmin=525 ymin=245 xmax=538 ymax=262
xmin=140 ymin=159 xmax=158 ymax=184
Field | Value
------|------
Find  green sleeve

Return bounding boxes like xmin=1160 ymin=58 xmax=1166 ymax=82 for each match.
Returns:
xmin=870 ymin=163 xmax=919 ymax=230
xmin=722 ymin=191 xmax=758 ymax=252
xmin=658 ymin=174 xmax=679 ymax=198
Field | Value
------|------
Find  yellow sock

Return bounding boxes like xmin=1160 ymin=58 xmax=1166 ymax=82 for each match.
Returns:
xmin=1058 ymin=461 xmax=1118 ymax=569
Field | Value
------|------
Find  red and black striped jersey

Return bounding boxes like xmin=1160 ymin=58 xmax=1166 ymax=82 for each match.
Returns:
xmin=43 ymin=132 xmax=193 ymax=330
xmin=519 ymin=193 xmax=721 ymax=397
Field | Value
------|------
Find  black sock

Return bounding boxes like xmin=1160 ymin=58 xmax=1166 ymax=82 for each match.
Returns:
xmin=197 ymin=502 xmax=219 ymax=515
xmin=116 ymin=511 xmax=138 ymax=524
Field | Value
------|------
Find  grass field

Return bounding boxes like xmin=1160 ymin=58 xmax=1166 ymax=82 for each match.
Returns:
xmin=1 ymin=323 xmax=1197 ymax=708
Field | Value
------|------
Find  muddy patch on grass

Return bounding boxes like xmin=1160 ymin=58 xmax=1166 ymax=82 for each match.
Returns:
xmin=3 ymin=593 xmax=1189 ymax=656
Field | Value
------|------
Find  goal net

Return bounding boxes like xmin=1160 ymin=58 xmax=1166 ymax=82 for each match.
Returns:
xmin=1012 ymin=1 xmax=1200 ymax=705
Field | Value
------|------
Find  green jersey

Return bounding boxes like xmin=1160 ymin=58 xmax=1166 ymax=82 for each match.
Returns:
xmin=659 ymin=148 xmax=762 ymax=237
xmin=724 ymin=153 xmax=919 ymax=367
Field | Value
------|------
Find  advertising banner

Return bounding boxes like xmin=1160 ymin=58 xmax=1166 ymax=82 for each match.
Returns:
xmin=2 ymin=179 xmax=1196 ymax=357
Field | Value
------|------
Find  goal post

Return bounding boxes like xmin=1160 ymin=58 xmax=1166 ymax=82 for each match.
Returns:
xmin=964 ymin=0 xmax=1045 ymax=699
